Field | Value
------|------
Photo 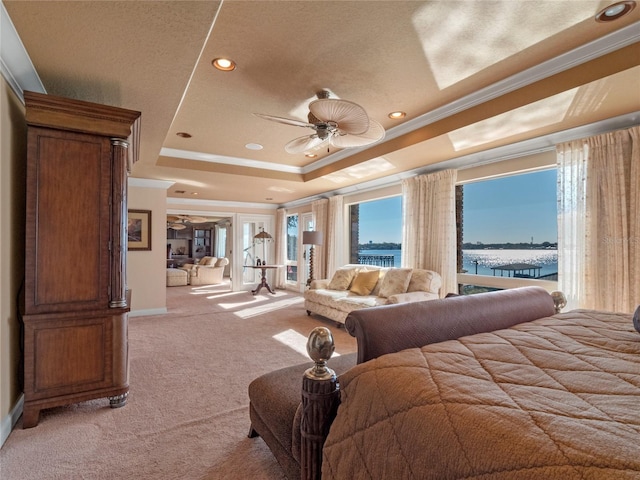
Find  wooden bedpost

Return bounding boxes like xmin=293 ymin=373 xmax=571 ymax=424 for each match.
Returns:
xmin=300 ymin=327 xmax=340 ymax=480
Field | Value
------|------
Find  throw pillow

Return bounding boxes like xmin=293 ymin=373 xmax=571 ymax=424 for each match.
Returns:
xmin=215 ymin=257 xmax=228 ymax=267
xmin=349 ymin=270 xmax=380 ymax=296
xmin=634 ymin=305 xmax=640 ymax=334
xmin=201 ymin=256 xmax=216 ymax=266
xmin=370 ymin=268 xmax=388 ymax=296
xmin=327 ymin=268 xmax=358 ymax=291
xmin=407 ymin=269 xmax=434 ymax=292
xmin=378 ymin=268 xmax=412 ymax=298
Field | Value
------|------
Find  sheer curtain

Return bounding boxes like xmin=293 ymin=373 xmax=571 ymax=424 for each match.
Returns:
xmin=557 ymin=139 xmax=589 ymax=311
xmin=402 ymin=169 xmax=457 ymax=297
xmin=557 ymin=125 xmax=639 ymax=313
xmin=312 ymin=198 xmax=328 ymax=280
xmin=273 ymin=208 xmax=287 ymax=288
xmin=326 ymin=195 xmax=344 ymax=278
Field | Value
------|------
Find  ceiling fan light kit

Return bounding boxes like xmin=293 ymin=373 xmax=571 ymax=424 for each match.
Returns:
xmin=254 ymin=90 xmax=385 ymax=155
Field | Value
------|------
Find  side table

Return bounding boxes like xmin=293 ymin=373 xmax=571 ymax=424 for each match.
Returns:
xmin=251 ymin=265 xmax=282 ymax=295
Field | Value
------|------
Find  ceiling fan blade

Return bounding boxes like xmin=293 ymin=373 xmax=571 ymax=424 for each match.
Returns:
xmin=309 ymin=98 xmax=369 ymax=135
xmin=253 ymin=113 xmax=314 ymax=128
xmin=330 ymin=119 xmax=386 ymax=148
xmin=285 ymin=135 xmax=330 ymax=154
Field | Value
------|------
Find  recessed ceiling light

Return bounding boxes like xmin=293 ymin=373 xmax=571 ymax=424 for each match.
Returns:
xmin=388 ymin=111 xmax=406 ymax=119
xmin=174 ymin=190 xmax=186 ymax=194
xmin=245 ymin=143 xmax=263 ymax=150
xmin=305 ymin=153 xmax=318 ymax=158
xmin=212 ymin=58 xmax=236 ymax=71
xmin=176 ymin=132 xmax=192 ymax=138
xmin=191 ymin=192 xmax=199 ymax=196
xmin=595 ymin=1 xmax=635 ymax=21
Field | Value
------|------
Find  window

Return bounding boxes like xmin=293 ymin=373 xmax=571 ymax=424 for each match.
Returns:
xmin=348 ymin=196 xmax=402 ymax=267
xmin=459 ymin=169 xmax=558 ymax=293
xmin=215 ymin=224 xmax=227 ymax=258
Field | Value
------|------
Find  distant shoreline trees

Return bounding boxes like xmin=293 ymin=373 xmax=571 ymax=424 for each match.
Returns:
xmin=358 ymin=242 xmax=401 ymax=250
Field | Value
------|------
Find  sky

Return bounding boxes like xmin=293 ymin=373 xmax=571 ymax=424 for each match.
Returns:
xmin=463 ymin=169 xmax=557 ymax=244
xmin=357 ymin=169 xmax=558 ymax=245
xmin=359 ymin=197 xmax=402 ymax=244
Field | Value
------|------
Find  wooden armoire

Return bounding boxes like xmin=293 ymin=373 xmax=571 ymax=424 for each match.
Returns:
xmin=21 ymin=91 xmax=141 ymax=428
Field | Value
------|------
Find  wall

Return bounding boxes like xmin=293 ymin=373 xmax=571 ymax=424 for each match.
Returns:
xmin=456 ymin=150 xmax=556 ymax=183
xmin=127 ymin=182 xmax=170 ymax=316
xmin=0 ymin=77 xmax=26 ymax=445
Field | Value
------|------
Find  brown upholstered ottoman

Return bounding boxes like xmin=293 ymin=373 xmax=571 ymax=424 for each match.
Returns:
xmin=248 ymin=353 xmax=357 ymax=480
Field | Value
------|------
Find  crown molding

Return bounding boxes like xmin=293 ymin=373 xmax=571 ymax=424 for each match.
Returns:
xmin=159 ymin=148 xmax=303 ymax=174
xmin=161 ymin=21 xmax=639 ymax=177
xmin=280 ymin=111 xmax=640 ymax=209
xmin=6 ymin=2 xmax=637 ymax=213
xmin=128 ymin=178 xmax=175 ymax=189
xmin=0 ymin=2 xmax=45 ymax=101
xmin=166 ymin=196 xmax=278 ymax=210
xmin=305 ymin=21 xmax=640 ymax=172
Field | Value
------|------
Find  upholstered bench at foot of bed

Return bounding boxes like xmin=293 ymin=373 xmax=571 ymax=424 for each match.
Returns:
xmin=248 ymin=352 xmax=357 ymax=480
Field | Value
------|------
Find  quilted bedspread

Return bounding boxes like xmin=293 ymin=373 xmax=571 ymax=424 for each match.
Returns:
xmin=322 ymin=309 xmax=640 ymax=479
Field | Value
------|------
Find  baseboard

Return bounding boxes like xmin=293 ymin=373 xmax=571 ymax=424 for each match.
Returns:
xmin=1 ymin=393 xmax=24 ymax=448
xmin=129 ymin=307 xmax=168 ymax=318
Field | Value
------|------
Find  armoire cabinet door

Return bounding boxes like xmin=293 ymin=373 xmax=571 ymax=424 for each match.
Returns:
xmin=24 ymin=127 xmax=112 ymax=315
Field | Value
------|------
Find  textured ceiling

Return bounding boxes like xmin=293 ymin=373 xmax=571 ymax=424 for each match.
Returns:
xmin=4 ymin=0 xmax=640 ymax=207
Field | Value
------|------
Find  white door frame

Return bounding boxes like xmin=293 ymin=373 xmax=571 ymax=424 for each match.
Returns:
xmin=234 ymin=213 xmax=274 ymax=292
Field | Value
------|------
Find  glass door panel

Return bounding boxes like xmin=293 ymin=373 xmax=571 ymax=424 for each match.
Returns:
xmin=286 ymin=214 xmax=298 ymax=283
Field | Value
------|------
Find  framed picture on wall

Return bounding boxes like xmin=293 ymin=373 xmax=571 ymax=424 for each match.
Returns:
xmin=128 ymin=209 xmax=152 ymax=251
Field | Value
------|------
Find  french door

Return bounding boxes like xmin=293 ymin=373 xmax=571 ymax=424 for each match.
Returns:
xmin=235 ymin=214 xmax=273 ymax=291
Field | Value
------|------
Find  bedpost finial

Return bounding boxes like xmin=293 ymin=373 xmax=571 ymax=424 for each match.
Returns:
xmin=551 ymin=291 xmax=567 ymax=313
xmin=305 ymin=326 xmax=336 ymax=380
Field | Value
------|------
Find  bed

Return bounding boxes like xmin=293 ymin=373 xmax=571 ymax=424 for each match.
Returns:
xmin=321 ymin=306 xmax=640 ymax=479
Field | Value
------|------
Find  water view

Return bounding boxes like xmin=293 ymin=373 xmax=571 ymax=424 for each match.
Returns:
xmin=462 ymin=249 xmax=557 ymax=277
xmin=359 ymin=248 xmax=558 ymax=278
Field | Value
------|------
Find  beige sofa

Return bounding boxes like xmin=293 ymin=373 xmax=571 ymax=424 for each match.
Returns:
xmin=304 ymin=264 xmax=441 ymax=324
xmin=180 ymin=256 xmax=229 ymax=285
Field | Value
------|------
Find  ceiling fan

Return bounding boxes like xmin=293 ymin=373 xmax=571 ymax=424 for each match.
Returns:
xmin=254 ymin=90 xmax=385 ymax=154
xmin=167 ymin=214 xmax=208 ymax=230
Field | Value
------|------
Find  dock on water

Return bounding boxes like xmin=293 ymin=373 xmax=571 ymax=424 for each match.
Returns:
xmin=491 ymin=263 xmax=542 ymax=278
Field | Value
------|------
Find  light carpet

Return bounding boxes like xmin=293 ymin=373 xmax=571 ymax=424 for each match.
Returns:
xmin=0 ymin=282 xmax=357 ymax=479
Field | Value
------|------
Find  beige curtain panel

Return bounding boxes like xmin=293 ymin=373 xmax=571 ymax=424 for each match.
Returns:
xmin=402 ymin=169 xmax=458 ymax=297
xmin=557 ymin=125 xmax=639 ymax=313
xmin=274 ymin=208 xmax=287 ymax=289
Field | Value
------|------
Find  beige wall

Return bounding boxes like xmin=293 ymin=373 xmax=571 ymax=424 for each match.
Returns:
xmin=457 ymin=150 xmax=556 ymax=183
xmin=0 ymin=78 xmax=26 ymax=441
xmin=128 ymin=185 xmax=168 ymax=315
